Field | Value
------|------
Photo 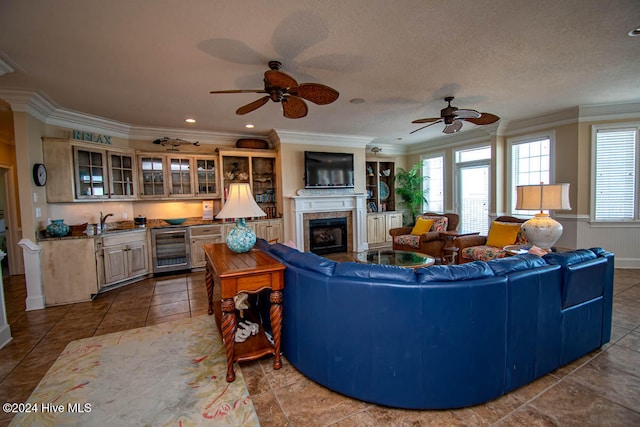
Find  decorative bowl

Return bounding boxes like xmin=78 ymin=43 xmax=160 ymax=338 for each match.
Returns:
xmin=164 ymin=218 xmax=187 ymax=225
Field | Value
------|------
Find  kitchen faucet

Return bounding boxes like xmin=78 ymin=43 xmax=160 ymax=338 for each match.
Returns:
xmin=100 ymin=211 xmax=114 ymax=232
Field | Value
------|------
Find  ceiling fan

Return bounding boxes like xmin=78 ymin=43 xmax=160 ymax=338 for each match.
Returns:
xmin=210 ymin=60 xmax=339 ymax=119
xmin=411 ymin=96 xmax=500 ymax=134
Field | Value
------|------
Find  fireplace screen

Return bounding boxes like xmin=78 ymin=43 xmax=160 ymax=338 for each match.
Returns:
xmin=309 ymin=217 xmax=347 ymax=255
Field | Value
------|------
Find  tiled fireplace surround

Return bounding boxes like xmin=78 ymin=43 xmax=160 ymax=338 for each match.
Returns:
xmin=288 ymin=193 xmax=368 ymax=253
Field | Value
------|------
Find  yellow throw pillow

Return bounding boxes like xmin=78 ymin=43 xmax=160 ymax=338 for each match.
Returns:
xmin=486 ymin=222 xmax=522 ymax=248
xmin=411 ymin=218 xmax=434 ymax=235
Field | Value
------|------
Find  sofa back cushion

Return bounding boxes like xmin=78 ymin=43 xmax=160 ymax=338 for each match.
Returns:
xmin=487 ymin=254 xmax=548 ymax=275
xmin=486 ymin=221 xmax=522 ymax=248
xmin=269 ymin=242 xmax=300 ymax=261
xmin=543 ymin=250 xmax=605 ymax=308
xmin=334 ymin=262 xmax=417 ymax=282
xmin=287 ymin=251 xmax=337 ymax=276
xmin=415 ymin=261 xmax=494 ymax=283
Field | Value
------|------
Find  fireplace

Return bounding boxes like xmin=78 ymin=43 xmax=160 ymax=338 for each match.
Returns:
xmin=309 ymin=218 xmax=347 ymax=255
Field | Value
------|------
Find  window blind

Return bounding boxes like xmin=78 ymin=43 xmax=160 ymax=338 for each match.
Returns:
xmin=594 ymin=129 xmax=636 ymax=220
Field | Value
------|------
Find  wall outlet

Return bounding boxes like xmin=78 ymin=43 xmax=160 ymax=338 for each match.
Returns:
xmin=35 ymin=207 xmax=41 ymax=218
xmin=122 ymin=212 xmax=128 ymax=219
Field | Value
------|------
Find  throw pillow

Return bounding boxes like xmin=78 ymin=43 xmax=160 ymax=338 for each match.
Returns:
xmin=486 ymin=222 xmax=522 ymax=248
xmin=419 ymin=215 xmax=449 ymax=232
xmin=411 ymin=218 xmax=434 ymax=235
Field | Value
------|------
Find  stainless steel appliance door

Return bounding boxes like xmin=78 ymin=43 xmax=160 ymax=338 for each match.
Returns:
xmin=151 ymin=227 xmax=191 ymax=274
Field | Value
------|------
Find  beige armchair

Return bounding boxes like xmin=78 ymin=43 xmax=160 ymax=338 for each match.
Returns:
xmin=389 ymin=212 xmax=460 ymax=260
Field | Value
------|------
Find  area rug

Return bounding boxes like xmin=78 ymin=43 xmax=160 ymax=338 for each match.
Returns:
xmin=10 ymin=315 xmax=260 ymax=426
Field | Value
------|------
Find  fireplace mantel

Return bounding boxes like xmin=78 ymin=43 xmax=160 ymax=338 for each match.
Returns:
xmin=286 ymin=193 xmax=368 ymax=252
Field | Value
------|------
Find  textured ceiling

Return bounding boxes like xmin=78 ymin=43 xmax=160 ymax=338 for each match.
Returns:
xmin=0 ymin=0 xmax=639 ymax=146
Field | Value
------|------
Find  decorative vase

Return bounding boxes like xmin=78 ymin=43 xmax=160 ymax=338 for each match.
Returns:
xmin=225 ymin=218 xmax=256 ymax=253
xmin=46 ymin=219 xmax=70 ymax=237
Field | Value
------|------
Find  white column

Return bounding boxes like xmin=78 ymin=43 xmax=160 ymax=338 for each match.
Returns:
xmin=0 ymin=250 xmax=12 ymax=349
xmin=18 ymin=239 xmax=45 ymax=311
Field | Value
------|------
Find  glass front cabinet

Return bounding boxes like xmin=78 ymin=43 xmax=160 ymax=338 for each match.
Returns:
xmin=218 ymin=148 xmax=279 ymax=219
xmin=74 ymin=146 xmax=137 ymax=200
xmin=139 ymin=154 xmax=219 ymax=199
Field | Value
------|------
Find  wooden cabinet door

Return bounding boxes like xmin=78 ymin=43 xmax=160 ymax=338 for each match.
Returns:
xmin=367 ymin=214 xmax=386 ymax=244
xmin=167 ymin=155 xmax=194 ymax=197
xmin=127 ymin=240 xmax=149 ymax=277
xmin=386 ymin=213 xmax=404 ymax=242
xmin=139 ymin=155 xmax=167 ymax=197
xmin=108 ymin=151 xmax=137 ymax=199
xmin=74 ymin=146 xmax=108 ymax=199
xmin=191 ymin=235 xmax=223 ymax=268
xmin=103 ymin=244 xmax=128 ymax=284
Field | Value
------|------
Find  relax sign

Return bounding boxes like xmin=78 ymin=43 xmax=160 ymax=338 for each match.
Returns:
xmin=72 ymin=129 xmax=112 ymax=144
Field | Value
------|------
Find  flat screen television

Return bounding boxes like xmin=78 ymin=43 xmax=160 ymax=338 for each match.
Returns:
xmin=304 ymin=151 xmax=355 ymax=189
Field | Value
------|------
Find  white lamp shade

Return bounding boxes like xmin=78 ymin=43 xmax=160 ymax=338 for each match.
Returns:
xmin=516 ymin=183 xmax=571 ymax=211
xmin=216 ymin=183 xmax=266 ymax=219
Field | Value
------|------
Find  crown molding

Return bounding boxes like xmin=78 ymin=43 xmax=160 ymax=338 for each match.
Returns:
xmin=502 ymin=107 xmax=579 ymax=137
xmin=0 ymin=89 xmax=57 ymax=123
xmin=578 ymin=101 xmax=640 ymax=122
xmin=271 ymin=129 xmax=373 ymax=148
xmin=47 ymin=107 xmax=131 ymax=138
xmin=0 ymin=50 xmax=21 ymax=77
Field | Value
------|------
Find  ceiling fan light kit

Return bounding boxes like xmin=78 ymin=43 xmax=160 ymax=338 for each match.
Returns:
xmin=210 ymin=60 xmax=339 ymax=119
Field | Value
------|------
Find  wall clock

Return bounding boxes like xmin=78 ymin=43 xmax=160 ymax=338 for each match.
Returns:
xmin=33 ymin=163 xmax=47 ymax=186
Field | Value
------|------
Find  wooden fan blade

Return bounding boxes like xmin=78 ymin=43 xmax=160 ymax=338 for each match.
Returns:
xmin=282 ymin=96 xmax=308 ymax=119
xmin=411 ymin=117 xmax=441 ymax=124
xmin=291 ymin=83 xmax=339 ymax=105
xmin=455 ymin=108 xmax=481 ymax=119
xmin=210 ymin=89 xmax=266 ymax=94
xmin=264 ymin=69 xmax=298 ymax=88
xmin=443 ymin=120 xmax=463 ymax=134
xmin=463 ymin=113 xmax=500 ymax=125
xmin=235 ymin=96 xmax=270 ymax=115
xmin=410 ymin=119 xmax=443 ymax=134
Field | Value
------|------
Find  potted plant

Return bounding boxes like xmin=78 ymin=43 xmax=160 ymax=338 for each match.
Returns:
xmin=395 ymin=163 xmax=428 ymax=225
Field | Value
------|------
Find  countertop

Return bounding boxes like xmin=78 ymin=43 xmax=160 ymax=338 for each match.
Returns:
xmin=36 ymin=217 xmax=237 ymax=241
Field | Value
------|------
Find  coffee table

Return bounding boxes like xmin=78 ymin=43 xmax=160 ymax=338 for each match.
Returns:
xmin=355 ymin=249 xmax=436 ymax=268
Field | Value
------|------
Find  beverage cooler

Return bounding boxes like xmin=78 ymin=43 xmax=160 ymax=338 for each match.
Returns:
xmin=151 ymin=227 xmax=191 ymax=274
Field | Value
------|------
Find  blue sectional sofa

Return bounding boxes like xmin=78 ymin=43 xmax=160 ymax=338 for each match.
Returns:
xmin=254 ymin=239 xmax=614 ymax=410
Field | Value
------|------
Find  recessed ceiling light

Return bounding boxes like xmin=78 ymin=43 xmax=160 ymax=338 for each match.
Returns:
xmin=245 ymin=123 xmax=255 ymax=129
xmin=350 ymin=98 xmax=365 ymax=104
xmin=628 ymin=26 xmax=640 ymax=37
xmin=185 ymin=118 xmax=196 ymax=123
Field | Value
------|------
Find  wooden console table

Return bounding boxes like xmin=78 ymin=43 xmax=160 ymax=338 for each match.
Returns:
xmin=203 ymin=243 xmax=285 ymax=382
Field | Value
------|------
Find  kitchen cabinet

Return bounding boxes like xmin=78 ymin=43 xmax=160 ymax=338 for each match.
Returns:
xmin=42 ymin=138 xmax=137 ymax=202
xmin=365 ymin=159 xmax=395 ymax=213
xmin=39 ymin=237 xmax=100 ymax=305
xmin=254 ymin=218 xmax=284 ymax=243
xmin=138 ymin=154 xmax=219 ymax=199
xmin=194 ymin=157 xmax=219 ymax=197
xmin=139 ymin=153 xmax=195 ymax=198
xmin=218 ymin=148 xmax=280 ymax=219
xmin=190 ymin=224 xmax=224 ymax=268
xmin=101 ymin=230 xmax=149 ymax=286
xmin=367 ymin=211 xmax=403 ymax=246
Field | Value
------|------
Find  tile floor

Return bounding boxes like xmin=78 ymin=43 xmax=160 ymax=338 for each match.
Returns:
xmin=1 ymin=263 xmax=639 ymax=426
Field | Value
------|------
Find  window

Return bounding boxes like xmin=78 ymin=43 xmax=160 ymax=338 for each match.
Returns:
xmin=455 ymin=146 xmax=491 ymax=234
xmin=592 ymin=125 xmax=639 ymax=221
xmin=422 ymin=155 xmax=444 ymax=213
xmin=510 ymin=136 xmax=551 ymax=215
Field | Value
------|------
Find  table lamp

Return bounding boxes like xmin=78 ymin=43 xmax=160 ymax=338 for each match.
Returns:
xmin=216 ymin=183 xmax=266 ymax=252
xmin=515 ymin=183 xmax=571 ymax=251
